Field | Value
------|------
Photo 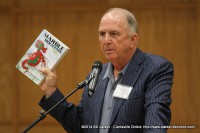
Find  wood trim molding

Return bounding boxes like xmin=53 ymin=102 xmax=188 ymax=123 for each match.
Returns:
xmin=11 ymin=1 xmax=198 ymax=13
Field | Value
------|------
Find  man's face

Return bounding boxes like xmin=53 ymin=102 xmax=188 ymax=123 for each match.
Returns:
xmin=98 ymin=12 xmax=134 ymax=63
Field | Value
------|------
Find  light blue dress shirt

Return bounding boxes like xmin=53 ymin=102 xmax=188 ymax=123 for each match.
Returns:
xmin=99 ymin=62 xmax=129 ymax=133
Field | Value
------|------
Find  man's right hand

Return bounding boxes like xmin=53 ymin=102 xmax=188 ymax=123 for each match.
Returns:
xmin=39 ymin=68 xmax=57 ymax=98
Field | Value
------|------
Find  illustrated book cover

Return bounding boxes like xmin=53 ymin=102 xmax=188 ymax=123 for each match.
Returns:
xmin=16 ymin=29 xmax=70 ymax=85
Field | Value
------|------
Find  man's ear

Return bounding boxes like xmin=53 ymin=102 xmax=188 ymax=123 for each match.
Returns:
xmin=130 ymin=33 xmax=138 ymax=47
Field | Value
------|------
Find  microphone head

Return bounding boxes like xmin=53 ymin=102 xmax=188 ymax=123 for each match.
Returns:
xmin=88 ymin=61 xmax=102 ymax=97
xmin=92 ymin=61 xmax=102 ymax=71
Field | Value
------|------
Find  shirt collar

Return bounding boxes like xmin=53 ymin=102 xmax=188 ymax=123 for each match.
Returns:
xmin=103 ymin=61 xmax=130 ymax=80
xmin=103 ymin=63 xmax=113 ymax=80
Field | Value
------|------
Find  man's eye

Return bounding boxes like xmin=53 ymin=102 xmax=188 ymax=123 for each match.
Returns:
xmin=111 ymin=32 xmax=119 ymax=36
xmin=99 ymin=32 xmax=105 ymax=37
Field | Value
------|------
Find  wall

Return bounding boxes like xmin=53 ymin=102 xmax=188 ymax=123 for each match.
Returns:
xmin=0 ymin=0 xmax=199 ymax=132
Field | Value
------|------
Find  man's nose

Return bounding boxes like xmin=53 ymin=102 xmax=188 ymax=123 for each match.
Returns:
xmin=103 ymin=34 xmax=111 ymax=44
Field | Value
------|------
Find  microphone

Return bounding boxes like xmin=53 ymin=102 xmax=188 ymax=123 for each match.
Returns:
xmin=88 ymin=61 xmax=102 ymax=97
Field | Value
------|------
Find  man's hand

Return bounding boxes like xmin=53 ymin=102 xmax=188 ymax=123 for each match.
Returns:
xmin=39 ymin=68 xmax=57 ymax=98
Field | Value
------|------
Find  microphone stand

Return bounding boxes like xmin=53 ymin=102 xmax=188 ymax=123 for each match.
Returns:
xmin=21 ymin=77 xmax=93 ymax=133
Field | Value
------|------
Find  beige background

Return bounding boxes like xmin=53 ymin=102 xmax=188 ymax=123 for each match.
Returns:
xmin=0 ymin=0 xmax=199 ymax=132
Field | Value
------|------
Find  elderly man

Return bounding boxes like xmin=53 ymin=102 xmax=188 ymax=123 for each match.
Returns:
xmin=39 ymin=8 xmax=174 ymax=133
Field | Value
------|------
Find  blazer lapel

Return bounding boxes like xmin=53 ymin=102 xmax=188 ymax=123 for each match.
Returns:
xmin=109 ymin=48 xmax=145 ymax=126
xmin=93 ymin=70 xmax=109 ymax=126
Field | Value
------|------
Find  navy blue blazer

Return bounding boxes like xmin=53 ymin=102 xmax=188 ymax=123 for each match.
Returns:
xmin=40 ymin=48 xmax=174 ymax=133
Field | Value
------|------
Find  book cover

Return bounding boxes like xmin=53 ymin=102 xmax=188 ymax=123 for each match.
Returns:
xmin=16 ymin=29 xmax=70 ymax=85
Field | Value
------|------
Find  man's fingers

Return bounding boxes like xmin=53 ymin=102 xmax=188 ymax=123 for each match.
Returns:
xmin=52 ymin=69 xmax=57 ymax=75
xmin=39 ymin=68 xmax=54 ymax=76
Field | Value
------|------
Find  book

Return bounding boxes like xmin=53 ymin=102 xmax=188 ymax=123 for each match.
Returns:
xmin=16 ymin=29 xmax=70 ymax=85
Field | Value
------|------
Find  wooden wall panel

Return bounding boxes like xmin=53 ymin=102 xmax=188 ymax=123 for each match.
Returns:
xmin=0 ymin=126 xmax=12 ymax=133
xmin=0 ymin=12 xmax=13 ymax=132
xmin=0 ymin=0 xmax=12 ymax=7
xmin=16 ymin=0 xmax=105 ymax=8
xmin=0 ymin=0 xmax=200 ymax=133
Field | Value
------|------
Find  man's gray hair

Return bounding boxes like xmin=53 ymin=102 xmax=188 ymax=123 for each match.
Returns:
xmin=104 ymin=8 xmax=138 ymax=34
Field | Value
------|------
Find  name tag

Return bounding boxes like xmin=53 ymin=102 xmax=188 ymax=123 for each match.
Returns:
xmin=113 ymin=84 xmax=132 ymax=99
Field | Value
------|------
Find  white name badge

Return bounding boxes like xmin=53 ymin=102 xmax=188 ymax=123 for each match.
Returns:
xmin=113 ymin=84 xmax=133 ymax=99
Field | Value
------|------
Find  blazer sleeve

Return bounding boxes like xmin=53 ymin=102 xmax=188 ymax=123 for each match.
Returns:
xmin=143 ymin=60 xmax=174 ymax=133
xmin=39 ymin=89 xmax=83 ymax=133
